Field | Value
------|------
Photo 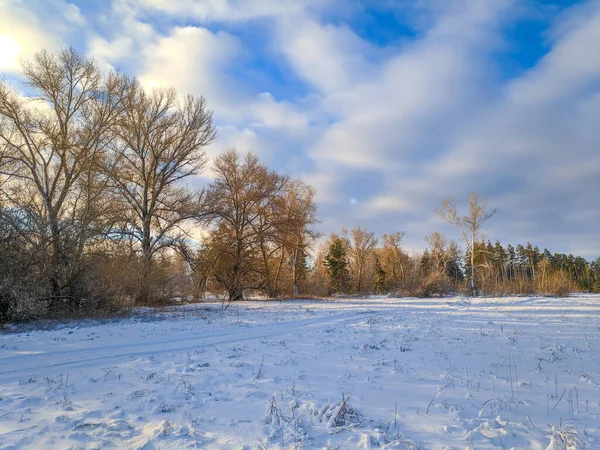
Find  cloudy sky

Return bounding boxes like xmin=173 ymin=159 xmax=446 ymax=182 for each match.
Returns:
xmin=1 ymin=0 xmax=599 ymax=258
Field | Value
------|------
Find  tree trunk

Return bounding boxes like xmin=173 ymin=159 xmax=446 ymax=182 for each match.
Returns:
xmin=273 ymin=250 xmax=285 ymax=298
xmin=291 ymin=248 xmax=299 ymax=297
xmin=260 ymin=242 xmax=273 ymax=298
xmin=49 ymin=212 xmax=65 ymax=301
xmin=229 ymin=238 xmax=244 ymax=302
xmin=470 ymin=239 xmax=477 ymax=297
xmin=138 ymin=216 xmax=153 ymax=305
xmin=228 ymin=264 xmax=244 ymax=302
xmin=357 ymin=259 xmax=363 ymax=293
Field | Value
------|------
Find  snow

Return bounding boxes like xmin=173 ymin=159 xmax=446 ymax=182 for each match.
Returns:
xmin=1 ymin=295 xmax=599 ymax=449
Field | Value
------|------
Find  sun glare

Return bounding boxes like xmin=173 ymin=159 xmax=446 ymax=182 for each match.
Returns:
xmin=0 ymin=34 xmax=21 ymax=70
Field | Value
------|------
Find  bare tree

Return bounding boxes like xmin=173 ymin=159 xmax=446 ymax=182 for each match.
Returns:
xmin=0 ymin=48 xmax=131 ymax=303
xmin=437 ymin=192 xmax=496 ymax=296
xmin=266 ymin=180 xmax=319 ymax=297
xmin=347 ymin=225 xmax=378 ymax=293
xmin=251 ymin=176 xmax=289 ymax=298
xmin=206 ymin=149 xmax=287 ymax=303
xmin=0 ymin=119 xmax=13 ymax=192
xmin=109 ymin=85 xmax=215 ymax=304
xmin=425 ymin=232 xmax=458 ymax=275
xmin=380 ymin=232 xmax=407 ymax=291
xmin=282 ymin=181 xmax=319 ymax=296
xmin=424 ymin=232 xmax=447 ymax=274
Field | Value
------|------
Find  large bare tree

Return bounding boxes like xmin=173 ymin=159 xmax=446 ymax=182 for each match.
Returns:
xmin=0 ymin=48 xmax=131 ymax=302
xmin=109 ymin=85 xmax=215 ymax=303
xmin=437 ymin=192 xmax=496 ymax=296
xmin=206 ymin=149 xmax=286 ymax=302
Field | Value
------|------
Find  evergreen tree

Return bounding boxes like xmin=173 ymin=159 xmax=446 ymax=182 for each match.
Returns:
xmin=420 ymin=249 xmax=432 ymax=276
xmin=289 ymin=246 xmax=311 ymax=295
xmin=446 ymin=241 xmax=464 ymax=284
xmin=493 ymin=241 xmax=506 ymax=280
xmin=516 ymin=244 xmax=527 ymax=278
xmin=323 ymin=236 xmax=350 ymax=294
xmin=374 ymin=256 xmax=387 ymax=294
xmin=525 ymin=242 xmax=540 ymax=280
xmin=506 ymin=244 xmax=516 ymax=280
xmin=591 ymin=257 xmax=600 ymax=292
xmin=542 ymin=249 xmax=553 ymax=264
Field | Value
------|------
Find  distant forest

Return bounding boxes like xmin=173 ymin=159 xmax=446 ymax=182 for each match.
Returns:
xmin=315 ymin=231 xmax=599 ymax=299
xmin=1 ymin=49 xmax=598 ymax=322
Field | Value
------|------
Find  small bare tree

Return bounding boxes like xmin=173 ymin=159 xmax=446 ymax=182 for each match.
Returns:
xmin=279 ymin=180 xmax=319 ymax=296
xmin=424 ymin=232 xmax=448 ymax=274
xmin=437 ymin=192 xmax=496 ymax=297
xmin=380 ymin=232 xmax=408 ymax=291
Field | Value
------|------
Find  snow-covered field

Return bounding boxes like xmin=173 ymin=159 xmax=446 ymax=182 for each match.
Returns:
xmin=1 ymin=296 xmax=600 ymax=449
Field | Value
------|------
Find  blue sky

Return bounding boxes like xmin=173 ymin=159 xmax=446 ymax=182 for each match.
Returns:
xmin=1 ymin=0 xmax=599 ymax=258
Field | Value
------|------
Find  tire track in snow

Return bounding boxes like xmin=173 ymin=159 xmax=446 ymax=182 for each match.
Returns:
xmin=0 ymin=309 xmax=388 ymax=382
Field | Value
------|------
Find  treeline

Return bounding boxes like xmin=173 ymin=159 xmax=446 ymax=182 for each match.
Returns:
xmin=0 ymin=49 xmax=317 ymax=321
xmin=308 ymin=229 xmax=600 ymax=298
xmin=466 ymin=241 xmax=598 ymax=296
xmin=1 ymin=49 xmax=598 ymax=323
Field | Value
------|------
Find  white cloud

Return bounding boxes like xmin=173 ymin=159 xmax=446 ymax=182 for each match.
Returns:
xmin=139 ymin=26 xmax=243 ymax=116
xmin=431 ymin=2 xmax=600 ymax=182
xmin=291 ymin=1 xmax=516 ymax=179
xmin=368 ymin=196 xmax=411 ymax=213
xmin=0 ymin=1 xmax=61 ymax=71
xmin=133 ymin=0 xmax=328 ymax=22
xmin=250 ymin=93 xmax=309 ymax=131
xmin=277 ymin=20 xmax=375 ymax=94
xmin=88 ymin=35 xmax=135 ymax=68
xmin=507 ymin=5 xmax=600 ymax=105
xmin=0 ymin=0 xmax=87 ymax=72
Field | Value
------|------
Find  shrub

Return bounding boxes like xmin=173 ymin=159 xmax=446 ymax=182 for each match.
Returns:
xmin=418 ymin=271 xmax=453 ymax=297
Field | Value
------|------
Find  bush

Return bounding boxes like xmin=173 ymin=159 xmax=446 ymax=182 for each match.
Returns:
xmin=535 ymin=269 xmax=574 ymax=297
xmin=0 ymin=236 xmax=49 ymax=323
xmin=0 ymin=279 xmax=48 ymax=323
xmin=418 ymin=272 xmax=453 ymax=297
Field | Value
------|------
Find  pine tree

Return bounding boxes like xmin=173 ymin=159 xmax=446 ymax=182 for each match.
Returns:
xmin=374 ymin=256 xmax=387 ymax=294
xmin=525 ymin=242 xmax=540 ymax=280
xmin=506 ymin=244 xmax=516 ymax=280
xmin=446 ymin=242 xmax=464 ymax=285
xmin=323 ymin=236 xmax=350 ymax=294
xmin=420 ymin=249 xmax=432 ymax=276
xmin=516 ymin=244 xmax=527 ymax=278
xmin=591 ymin=257 xmax=600 ymax=292
xmin=289 ymin=246 xmax=310 ymax=296
xmin=493 ymin=241 xmax=506 ymax=281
